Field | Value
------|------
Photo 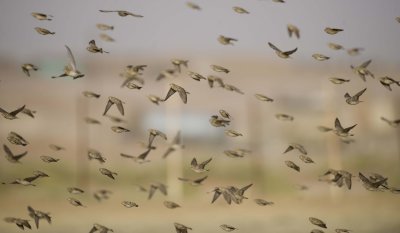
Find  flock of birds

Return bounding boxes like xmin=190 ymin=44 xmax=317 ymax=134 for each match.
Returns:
xmin=2 ymin=1 xmax=400 ymax=233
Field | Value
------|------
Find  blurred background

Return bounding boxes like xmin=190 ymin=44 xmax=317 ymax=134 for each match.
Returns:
xmin=0 ymin=0 xmax=399 ymax=232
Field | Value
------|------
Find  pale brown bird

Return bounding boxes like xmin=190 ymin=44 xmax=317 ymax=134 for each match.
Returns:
xmin=52 ymin=45 xmax=85 ymax=79
xmin=88 ymin=149 xmax=106 ymax=163
xmin=219 ymin=110 xmax=231 ymax=119
xmin=147 ymin=129 xmax=168 ymax=148
xmin=255 ymin=94 xmax=273 ymax=102
xmin=379 ymin=76 xmax=400 ymax=91
xmin=0 ymin=105 xmax=25 ymax=120
xmin=333 ymin=118 xmax=357 ymax=137
xmin=350 ymin=59 xmax=374 ymax=81
xmin=188 ymin=71 xmax=206 ymax=81
xmin=285 ymin=160 xmax=300 ymax=172
xmin=67 ymin=197 xmax=86 ymax=207
xmin=207 ymin=75 xmax=225 ymax=88
xmin=111 ymin=126 xmax=130 ymax=133
xmin=347 ymin=47 xmax=363 ymax=56
xmin=162 ymin=83 xmax=189 ymax=104
xmin=162 ymin=131 xmax=184 ymax=159
xmin=148 ymin=95 xmax=162 ymax=105
xmin=21 ymin=64 xmax=38 ymax=77
xmin=224 ymin=149 xmax=251 ymax=158
xmin=34 ymin=27 xmax=55 ymax=35
xmin=299 ymin=154 xmax=314 ymax=163
xmin=174 ymin=223 xmax=192 ymax=233
xmin=120 ymin=149 xmax=152 ymax=164
xmin=220 ymin=224 xmax=237 ymax=232
xmin=309 ymin=217 xmax=327 ymax=228
xmin=83 ymin=91 xmax=101 ymax=98
xmin=163 ymin=201 xmax=181 ymax=209
xmin=324 ymin=27 xmax=343 ymax=35
xmin=329 ymin=77 xmax=350 ymax=84
xmin=287 ymin=24 xmax=300 ymax=39
xmin=3 ymin=144 xmax=27 ymax=163
xmin=224 ymin=129 xmax=243 ymax=137
xmin=254 ymin=198 xmax=274 ymax=206
xmin=99 ymin=168 xmax=117 ymax=180
xmin=7 ymin=132 xmax=29 ymax=146
xmin=210 ymin=64 xmax=230 ymax=73
xmin=99 ymin=33 xmax=115 ymax=42
xmin=4 ymin=217 xmax=31 ymax=230
xmin=380 ymin=116 xmax=400 ymax=128
xmin=172 ymin=59 xmax=188 ymax=73
xmin=328 ymin=42 xmax=344 ymax=50
xmin=40 ymin=155 xmax=59 ymax=163
xmin=99 ymin=10 xmax=143 ymax=17
xmin=87 ymin=40 xmax=109 ymax=53
xmin=210 ymin=115 xmax=230 ymax=127
xmin=218 ymin=35 xmax=238 ymax=45
xmin=186 ymin=2 xmax=201 ymax=10
xmin=31 ymin=12 xmax=53 ymax=21
xmin=344 ymin=88 xmax=366 ymax=105
xmin=224 ymin=84 xmax=244 ymax=94
xmin=268 ymin=42 xmax=297 ymax=59
xmin=67 ymin=187 xmax=84 ymax=194
xmin=89 ymin=223 xmax=114 ymax=233
xmin=312 ymin=54 xmax=330 ymax=61
xmin=284 ymin=143 xmax=307 ymax=155
xmin=190 ymin=157 xmax=212 ymax=173
xmin=103 ymin=96 xmax=124 ymax=116
xmin=233 ymin=6 xmax=249 ymax=14
xmin=178 ymin=175 xmax=208 ymax=186
xmin=96 ymin=23 xmax=114 ymax=30
xmin=121 ymin=201 xmax=139 ymax=208
xmin=359 ymin=172 xmax=388 ymax=191
xmin=27 ymin=206 xmax=51 ymax=229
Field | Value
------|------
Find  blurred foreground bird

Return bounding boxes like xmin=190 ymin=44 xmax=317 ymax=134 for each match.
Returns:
xmin=268 ymin=42 xmax=297 ymax=58
xmin=379 ymin=76 xmax=400 ymax=91
xmin=148 ymin=182 xmax=168 ymax=199
xmin=52 ymin=45 xmax=85 ymax=79
xmin=27 ymin=206 xmax=51 ymax=229
xmin=287 ymin=24 xmax=300 ymax=39
xmin=344 ymin=88 xmax=366 ymax=105
xmin=0 ymin=105 xmax=25 ymax=120
xmin=21 ymin=64 xmax=38 ymax=77
xmin=350 ymin=59 xmax=374 ymax=82
xmin=380 ymin=116 xmax=400 ymax=128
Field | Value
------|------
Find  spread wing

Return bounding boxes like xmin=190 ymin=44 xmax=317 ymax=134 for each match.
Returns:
xmin=177 ymin=88 xmax=188 ymax=104
xmin=354 ymin=88 xmax=367 ymax=99
xmin=211 ymin=191 xmax=221 ymax=203
xmin=115 ymin=101 xmax=124 ymax=115
xmin=199 ymin=157 xmax=212 ymax=168
xmin=361 ymin=59 xmax=371 ymax=68
xmin=163 ymin=87 xmax=176 ymax=102
xmin=194 ymin=175 xmax=208 ymax=184
xmin=283 ymin=47 xmax=298 ymax=56
xmin=162 ymin=147 xmax=175 ymax=159
xmin=158 ymin=184 xmax=168 ymax=195
xmin=89 ymin=226 xmax=97 ymax=233
xmin=10 ymin=105 xmax=25 ymax=116
xmin=283 ymin=145 xmax=294 ymax=154
xmin=103 ymin=100 xmax=113 ymax=115
xmin=65 ymin=45 xmax=77 ymax=71
xmin=334 ymin=118 xmax=344 ymax=131
xmin=14 ymin=151 xmax=28 ymax=161
xmin=268 ymin=42 xmax=281 ymax=52
xmin=3 ymin=144 xmax=14 ymax=159
xmin=120 ymin=153 xmax=134 ymax=159
xmin=238 ymin=183 xmax=253 ymax=196
xmin=191 ymin=158 xmax=198 ymax=167
xmin=138 ymin=148 xmax=151 ymax=160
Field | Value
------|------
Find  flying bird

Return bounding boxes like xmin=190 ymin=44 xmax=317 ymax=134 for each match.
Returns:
xmin=27 ymin=206 xmax=51 ymax=229
xmin=34 ymin=27 xmax=55 ymax=35
xmin=99 ymin=10 xmax=143 ymax=17
xmin=31 ymin=12 xmax=53 ymax=21
xmin=21 ymin=64 xmax=38 ymax=77
xmin=324 ymin=27 xmax=343 ymax=35
xmin=3 ymin=144 xmax=27 ymax=163
xmin=350 ymin=59 xmax=374 ymax=82
xmin=162 ymin=83 xmax=189 ymax=104
xmin=103 ymin=96 xmax=125 ymax=116
xmin=190 ymin=157 xmax=212 ymax=173
xmin=287 ymin=24 xmax=300 ymax=39
xmin=218 ymin=35 xmax=238 ymax=45
xmin=0 ymin=105 xmax=25 ymax=120
xmin=379 ymin=76 xmax=400 ymax=91
xmin=344 ymin=88 xmax=366 ymax=105
xmin=268 ymin=42 xmax=297 ymax=59
xmin=52 ymin=45 xmax=85 ymax=79
xmin=87 ymin=40 xmax=109 ymax=53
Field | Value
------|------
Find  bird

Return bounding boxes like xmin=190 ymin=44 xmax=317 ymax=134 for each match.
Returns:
xmin=27 ymin=206 xmax=51 ymax=229
xmin=188 ymin=71 xmax=206 ymax=81
xmin=321 ymin=169 xmax=352 ymax=190
xmin=311 ymin=229 xmax=325 ymax=233
xmin=209 ymin=187 xmax=231 ymax=204
xmin=220 ymin=224 xmax=237 ymax=232
xmin=83 ymin=91 xmax=101 ymax=98
xmin=21 ymin=108 xmax=36 ymax=118
xmin=268 ymin=42 xmax=297 ymax=59
xmin=190 ymin=157 xmax=212 ymax=173
xmin=99 ymin=33 xmax=115 ymax=42
xmin=347 ymin=47 xmax=364 ymax=56
xmin=157 ymin=68 xmax=176 ymax=81
xmin=87 ymin=40 xmax=109 ymax=53
xmin=309 ymin=217 xmax=327 ymax=228
xmin=99 ymin=10 xmax=143 ymax=17
xmin=163 ymin=201 xmax=181 ymax=209
xmin=226 ymin=183 xmax=253 ymax=204
xmin=148 ymin=182 xmax=168 ymax=199
xmin=172 ymin=59 xmax=189 ymax=73
xmin=4 ymin=217 xmax=32 ymax=230
xmin=379 ymin=76 xmax=400 ymax=91
xmin=207 ymin=75 xmax=225 ymax=88
xmin=224 ymin=84 xmax=244 ymax=94
xmin=254 ymin=198 xmax=274 ymax=206
xmin=255 ymin=94 xmax=273 ymax=102
xmin=329 ymin=77 xmax=350 ymax=84
xmin=106 ymin=115 xmax=126 ymax=123
xmin=333 ymin=118 xmax=357 ymax=137
xmin=178 ymin=175 xmax=208 ymax=186
xmin=126 ymin=81 xmax=142 ymax=90
xmin=147 ymin=129 xmax=168 ymax=148
xmin=96 ymin=23 xmax=114 ymax=30
xmin=344 ymin=88 xmax=366 ymax=105
xmin=111 ymin=126 xmax=130 ymax=133
xmin=380 ymin=117 xmax=400 ymax=128
xmin=147 ymin=95 xmax=162 ymax=105
xmin=211 ymin=65 xmax=230 ymax=73
xmin=219 ymin=110 xmax=231 ymax=119
xmin=276 ymin=113 xmax=294 ymax=121
xmin=162 ymin=83 xmax=189 ymax=104
xmin=31 ymin=12 xmax=53 ymax=21
xmin=103 ymin=96 xmax=125 ymax=116
xmin=224 ymin=129 xmax=243 ymax=137
xmin=272 ymin=0 xmax=285 ymax=3
xmin=358 ymin=172 xmax=388 ymax=191
xmin=0 ymin=105 xmax=25 ymax=120
xmin=67 ymin=197 xmax=86 ymax=207
xmin=121 ymin=201 xmax=139 ymax=208
xmin=99 ymin=168 xmax=117 ymax=180
xmin=324 ymin=27 xmax=343 ymax=35
xmin=67 ymin=187 xmax=85 ymax=194
xmin=285 ymin=160 xmax=300 ymax=172
xmin=85 ymin=117 xmax=102 ymax=125
xmin=89 ymin=223 xmax=113 ymax=233
xmin=287 ymin=24 xmax=300 ymax=39
xmin=3 ymin=144 xmax=27 ymax=163
xmin=49 ymin=145 xmax=64 ymax=152
xmin=186 ymin=2 xmax=201 ymax=10
xmin=162 ymin=131 xmax=184 ymax=159
xmin=93 ymin=190 xmax=112 ymax=202
xmin=218 ymin=35 xmax=238 ymax=45
xmin=335 ymin=229 xmax=352 ymax=233
xmin=7 ymin=132 xmax=29 ymax=146
xmin=350 ymin=59 xmax=374 ymax=82
xmin=10 ymin=178 xmax=36 ymax=186
xmin=233 ymin=6 xmax=249 ymax=14
xmin=210 ymin=115 xmax=230 ymax=127
xmin=21 ymin=64 xmax=38 ymax=77
xmin=328 ymin=42 xmax=344 ymax=50
xmin=174 ymin=223 xmax=192 ymax=233
xmin=52 ymin=45 xmax=85 ymax=79
xmin=312 ymin=54 xmax=330 ymax=61
xmin=120 ymin=149 xmax=152 ymax=164
xmin=283 ymin=143 xmax=307 ymax=155
xmin=40 ymin=155 xmax=59 ymax=163
xmin=88 ymin=149 xmax=106 ymax=163
xmin=34 ymin=27 xmax=55 ymax=35
xmin=224 ymin=148 xmax=251 ymax=158
xmin=299 ymin=154 xmax=314 ymax=163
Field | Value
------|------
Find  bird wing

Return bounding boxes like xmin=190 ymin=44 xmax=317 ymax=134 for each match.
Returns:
xmin=162 ymin=147 xmax=175 ymax=159
xmin=89 ymin=40 xmax=96 ymax=47
xmin=358 ymin=172 xmax=371 ymax=185
xmin=191 ymin=158 xmax=198 ymax=167
xmin=283 ymin=145 xmax=294 ymax=154
xmin=14 ymin=151 xmax=28 ymax=161
xmin=99 ymin=10 xmax=116 ymax=13
xmin=361 ymin=59 xmax=371 ymax=68
xmin=3 ymin=144 xmax=14 ymax=159
xmin=343 ymin=124 xmax=357 ymax=133
xmin=283 ymin=47 xmax=298 ymax=56
xmin=172 ymin=131 xmax=181 ymax=144
xmin=148 ymin=132 xmax=156 ymax=147
xmin=10 ymin=105 xmax=25 ymax=116
xmin=222 ymin=191 xmax=232 ymax=204
xmin=238 ymin=183 xmax=253 ymax=196
xmin=194 ymin=175 xmax=208 ymax=184
xmin=158 ymin=184 xmax=168 ymax=195
xmin=178 ymin=177 xmax=190 ymax=182
xmin=102 ymin=100 xmax=113 ymax=116
xmin=287 ymin=27 xmax=293 ymax=37
xmin=294 ymin=29 xmax=300 ymax=39
xmin=163 ymin=87 xmax=176 ymax=102
xmin=354 ymin=88 xmax=367 ymax=99
xmin=295 ymin=144 xmax=307 ymax=155
xmin=334 ymin=118 xmax=344 ymax=131
xmin=211 ymin=190 xmax=221 ymax=203
xmin=138 ymin=148 xmax=151 ymax=160
xmin=65 ymin=45 xmax=77 ymax=71
xmin=344 ymin=176 xmax=352 ymax=190
xmin=24 ymin=175 xmax=39 ymax=182
xmin=22 ymin=67 xmax=30 ymax=76
xmin=199 ymin=157 xmax=212 ymax=168
xmin=177 ymin=88 xmax=188 ymax=104
xmin=115 ymin=101 xmax=124 ymax=115
xmin=268 ymin=42 xmax=281 ymax=52
xmin=89 ymin=226 xmax=97 ymax=233
xmin=0 ymin=107 xmax=8 ymax=115
xmin=120 ymin=153 xmax=134 ymax=159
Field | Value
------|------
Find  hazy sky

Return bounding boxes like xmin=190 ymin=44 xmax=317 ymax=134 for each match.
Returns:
xmin=0 ymin=0 xmax=399 ymax=62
